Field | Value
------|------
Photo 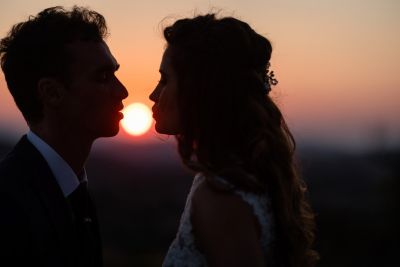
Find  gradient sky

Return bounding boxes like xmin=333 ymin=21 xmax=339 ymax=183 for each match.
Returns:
xmin=1 ymin=0 xmax=399 ymax=149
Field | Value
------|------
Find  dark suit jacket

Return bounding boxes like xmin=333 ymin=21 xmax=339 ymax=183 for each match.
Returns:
xmin=0 ymin=136 xmax=102 ymax=267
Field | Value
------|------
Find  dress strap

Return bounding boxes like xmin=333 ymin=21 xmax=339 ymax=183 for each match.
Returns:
xmin=212 ymin=175 xmax=274 ymax=250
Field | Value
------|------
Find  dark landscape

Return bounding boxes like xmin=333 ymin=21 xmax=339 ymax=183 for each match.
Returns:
xmin=1 ymin=138 xmax=398 ymax=267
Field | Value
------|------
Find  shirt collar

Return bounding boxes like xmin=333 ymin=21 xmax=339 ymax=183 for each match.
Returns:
xmin=27 ymin=131 xmax=87 ymax=197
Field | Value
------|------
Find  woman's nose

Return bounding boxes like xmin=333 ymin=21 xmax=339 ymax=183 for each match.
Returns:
xmin=149 ymin=86 xmax=160 ymax=102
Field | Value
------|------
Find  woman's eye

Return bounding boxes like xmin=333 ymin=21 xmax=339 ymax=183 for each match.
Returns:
xmin=158 ymin=74 xmax=167 ymax=84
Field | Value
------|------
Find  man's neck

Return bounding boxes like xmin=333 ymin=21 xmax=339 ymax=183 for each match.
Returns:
xmin=30 ymin=126 xmax=93 ymax=175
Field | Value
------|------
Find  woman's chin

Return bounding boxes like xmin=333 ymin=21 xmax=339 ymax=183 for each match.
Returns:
xmin=155 ymin=122 xmax=179 ymax=135
xmin=155 ymin=123 xmax=169 ymax=135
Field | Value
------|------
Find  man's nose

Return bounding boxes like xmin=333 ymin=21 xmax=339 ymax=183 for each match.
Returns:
xmin=115 ymin=79 xmax=129 ymax=99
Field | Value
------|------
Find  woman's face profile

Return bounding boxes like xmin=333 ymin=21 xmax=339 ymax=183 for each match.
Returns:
xmin=149 ymin=48 xmax=180 ymax=135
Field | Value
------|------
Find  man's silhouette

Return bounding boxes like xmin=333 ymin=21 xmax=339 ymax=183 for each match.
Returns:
xmin=0 ymin=6 xmax=128 ymax=267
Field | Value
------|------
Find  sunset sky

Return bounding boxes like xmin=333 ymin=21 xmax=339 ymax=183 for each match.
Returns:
xmin=1 ymin=0 xmax=399 ymax=149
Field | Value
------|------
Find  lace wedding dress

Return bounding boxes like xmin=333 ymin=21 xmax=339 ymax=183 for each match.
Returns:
xmin=162 ymin=173 xmax=275 ymax=267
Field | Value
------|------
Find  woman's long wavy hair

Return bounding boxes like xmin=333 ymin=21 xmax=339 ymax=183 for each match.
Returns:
xmin=164 ymin=13 xmax=319 ymax=267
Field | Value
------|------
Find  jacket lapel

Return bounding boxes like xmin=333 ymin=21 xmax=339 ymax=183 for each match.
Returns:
xmin=14 ymin=136 xmax=78 ymax=265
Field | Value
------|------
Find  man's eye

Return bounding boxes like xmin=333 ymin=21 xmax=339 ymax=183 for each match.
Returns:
xmin=99 ymin=72 xmax=112 ymax=82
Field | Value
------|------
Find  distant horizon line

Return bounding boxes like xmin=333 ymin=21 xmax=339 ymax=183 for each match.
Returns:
xmin=0 ymin=128 xmax=399 ymax=154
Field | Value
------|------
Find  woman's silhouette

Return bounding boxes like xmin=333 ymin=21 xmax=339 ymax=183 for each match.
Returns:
xmin=150 ymin=13 xmax=319 ymax=267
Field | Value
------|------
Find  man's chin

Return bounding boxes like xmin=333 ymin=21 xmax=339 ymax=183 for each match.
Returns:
xmin=94 ymin=125 xmax=120 ymax=139
xmin=103 ymin=127 xmax=120 ymax=137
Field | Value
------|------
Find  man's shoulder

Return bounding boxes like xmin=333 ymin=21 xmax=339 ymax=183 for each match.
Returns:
xmin=0 ymin=145 xmax=21 ymax=172
xmin=0 ymin=136 xmax=37 ymax=184
xmin=0 ymin=148 xmax=24 ymax=188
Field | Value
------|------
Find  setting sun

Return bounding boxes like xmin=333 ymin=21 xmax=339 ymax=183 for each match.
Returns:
xmin=121 ymin=103 xmax=153 ymax=136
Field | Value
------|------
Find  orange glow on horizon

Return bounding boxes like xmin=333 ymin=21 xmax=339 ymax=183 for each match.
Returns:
xmin=0 ymin=1 xmax=399 ymax=146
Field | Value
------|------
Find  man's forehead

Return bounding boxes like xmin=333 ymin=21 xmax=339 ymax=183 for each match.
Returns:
xmin=65 ymin=40 xmax=118 ymax=68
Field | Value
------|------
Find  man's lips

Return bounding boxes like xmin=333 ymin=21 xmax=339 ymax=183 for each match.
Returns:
xmin=117 ymin=103 xmax=124 ymax=112
xmin=116 ymin=103 xmax=124 ymax=119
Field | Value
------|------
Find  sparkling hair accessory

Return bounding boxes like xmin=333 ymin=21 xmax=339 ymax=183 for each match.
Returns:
xmin=264 ymin=62 xmax=278 ymax=94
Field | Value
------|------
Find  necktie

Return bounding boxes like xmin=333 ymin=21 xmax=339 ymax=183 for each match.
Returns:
xmin=68 ymin=181 xmax=99 ymax=266
xmin=68 ymin=181 xmax=91 ymax=224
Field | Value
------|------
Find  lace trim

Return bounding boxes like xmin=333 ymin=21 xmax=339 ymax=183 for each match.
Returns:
xmin=212 ymin=175 xmax=275 ymax=250
xmin=162 ymin=174 xmax=207 ymax=267
xmin=162 ymin=173 xmax=274 ymax=266
xmin=233 ymin=190 xmax=274 ymax=250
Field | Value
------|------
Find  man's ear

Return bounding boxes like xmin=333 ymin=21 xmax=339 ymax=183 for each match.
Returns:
xmin=37 ymin=77 xmax=66 ymax=107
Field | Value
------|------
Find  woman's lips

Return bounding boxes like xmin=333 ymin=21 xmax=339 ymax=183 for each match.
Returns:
xmin=152 ymin=106 xmax=158 ymax=119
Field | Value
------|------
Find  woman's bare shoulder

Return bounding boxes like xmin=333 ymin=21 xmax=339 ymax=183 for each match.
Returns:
xmin=193 ymin=179 xmax=252 ymax=217
xmin=191 ymin=178 xmax=265 ymax=266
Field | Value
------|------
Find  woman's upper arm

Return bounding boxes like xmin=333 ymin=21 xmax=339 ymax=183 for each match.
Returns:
xmin=192 ymin=182 xmax=266 ymax=267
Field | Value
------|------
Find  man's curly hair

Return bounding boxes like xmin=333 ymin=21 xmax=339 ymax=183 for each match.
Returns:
xmin=0 ymin=6 xmax=108 ymax=123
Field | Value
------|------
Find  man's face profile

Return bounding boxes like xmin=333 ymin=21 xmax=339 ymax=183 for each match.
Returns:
xmin=60 ymin=41 xmax=128 ymax=139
